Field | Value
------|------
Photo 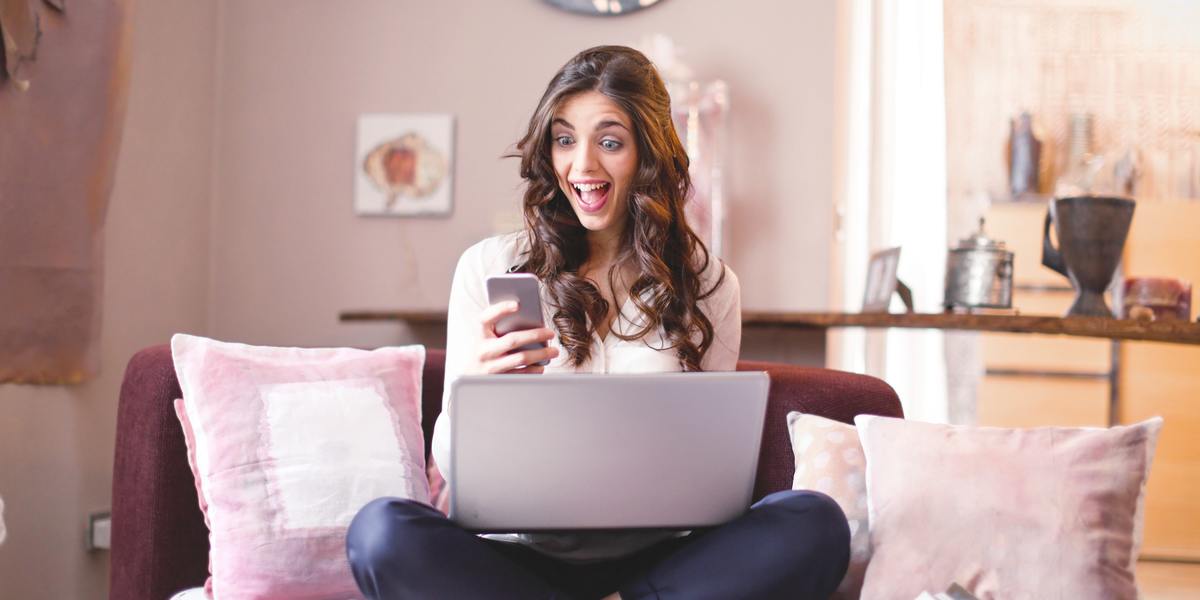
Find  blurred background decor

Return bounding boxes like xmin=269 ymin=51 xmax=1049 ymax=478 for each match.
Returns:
xmin=544 ymin=0 xmax=665 ymax=17
xmin=1041 ymin=196 xmax=1136 ymax=317
xmin=0 ymin=0 xmax=63 ymax=90
xmin=0 ymin=0 xmax=132 ymax=384
xmin=943 ymin=0 xmax=1200 ymax=560
xmin=639 ymin=34 xmax=730 ymax=258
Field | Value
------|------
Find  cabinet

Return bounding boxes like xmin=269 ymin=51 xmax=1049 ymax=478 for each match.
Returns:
xmin=1121 ymin=204 xmax=1200 ymax=560
xmin=980 ymin=201 xmax=1200 ymax=560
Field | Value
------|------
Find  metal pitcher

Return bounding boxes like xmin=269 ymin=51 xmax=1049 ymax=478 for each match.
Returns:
xmin=944 ymin=218 xmax=1013 ymax=311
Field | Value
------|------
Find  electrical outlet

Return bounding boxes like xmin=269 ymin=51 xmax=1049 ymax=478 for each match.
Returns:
xmin=87 ymin=510 xmax=111 ymax=552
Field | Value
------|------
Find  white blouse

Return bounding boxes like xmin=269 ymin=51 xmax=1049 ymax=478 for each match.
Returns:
xmin=430 ymin=231 xmax=742 ymax=562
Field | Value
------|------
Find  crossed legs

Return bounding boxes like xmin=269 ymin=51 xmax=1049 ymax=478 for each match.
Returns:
xmin=346 ymin=490 xmax=850 ymax=600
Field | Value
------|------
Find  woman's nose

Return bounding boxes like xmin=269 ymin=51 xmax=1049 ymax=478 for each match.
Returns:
xmin=572 ymin=143 xmax=599 ymax=172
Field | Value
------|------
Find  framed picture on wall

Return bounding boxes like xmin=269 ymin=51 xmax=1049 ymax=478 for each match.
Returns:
xmin=354 ymin=113 xmax=454 ymax=217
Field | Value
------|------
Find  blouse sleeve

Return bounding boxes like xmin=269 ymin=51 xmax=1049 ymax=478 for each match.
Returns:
xmin=700 ymin=263 xmax=742 ymax=372
xmin=431 ymin=242 xmax=491 ymax=484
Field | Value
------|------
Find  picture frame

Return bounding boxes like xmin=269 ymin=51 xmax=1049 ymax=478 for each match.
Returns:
xmin=354 ymin=113 xmax=454 ymax=217
xmin=862 ymin=247 xmax=903 ymax=313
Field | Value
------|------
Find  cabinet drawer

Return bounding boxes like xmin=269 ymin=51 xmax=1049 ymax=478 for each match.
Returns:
xmin=977 ymin=375 xmax=1109 ymax=428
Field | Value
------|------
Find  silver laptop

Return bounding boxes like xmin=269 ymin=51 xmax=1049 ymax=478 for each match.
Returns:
xmin=448 ymin=371 xmax=769 ymax=532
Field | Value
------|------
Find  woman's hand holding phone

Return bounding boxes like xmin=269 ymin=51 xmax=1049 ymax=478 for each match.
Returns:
xmin=469 ymin=300 xmax=559 ymax=374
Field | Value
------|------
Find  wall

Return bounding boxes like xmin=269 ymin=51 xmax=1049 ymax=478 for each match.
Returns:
xmin=209 ymin=0 xmax=839 ymax=347
xmin=0 ymin=1 xmax=216 ymax=597
xmin=0 ymin=0 xmax=838 ymax=595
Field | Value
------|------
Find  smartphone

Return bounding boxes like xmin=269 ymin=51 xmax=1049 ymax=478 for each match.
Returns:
xmin=485 ymin=273 xmax=550 ymax=366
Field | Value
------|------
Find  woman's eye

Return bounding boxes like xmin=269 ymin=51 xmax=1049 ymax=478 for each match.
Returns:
xmin=600 ymin=139 xmax=622 ymax=151
xmin=554 ymin=135 xmax=574 ymax=147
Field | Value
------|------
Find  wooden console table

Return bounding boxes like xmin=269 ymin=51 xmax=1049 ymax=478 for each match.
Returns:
xmin=741 ymin=312 xmax=1200 ymax=346
xmin=341 ymin=310 xmax=449 ymax=325
xmin=340 ymin=310 xmax=1200 ymax=346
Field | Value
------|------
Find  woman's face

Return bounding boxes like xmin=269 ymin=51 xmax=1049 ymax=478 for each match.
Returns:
xmin=550 ymin=90 xmax=638 ymax=242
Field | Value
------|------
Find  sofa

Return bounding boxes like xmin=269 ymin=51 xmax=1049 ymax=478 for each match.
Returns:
xmin=109 ymin=344 xmax=903 ymax=600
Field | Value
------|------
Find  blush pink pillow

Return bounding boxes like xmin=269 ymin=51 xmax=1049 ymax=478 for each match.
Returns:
xmin=426 ymin=456 xmax=451 ymax=515
xmin=171 ymin=334 xmax=429 ymax=600
xmin=855 ymin=414 xmax=1162 ymax=600
xmin=787 ymin=412 xmax=869 ymax=600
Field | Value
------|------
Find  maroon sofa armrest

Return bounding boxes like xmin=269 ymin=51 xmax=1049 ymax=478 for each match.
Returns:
xmin=110 ymin=344 xmax=208 ymax=600
xmin=737 ymin=360 xmax=903 ymax=501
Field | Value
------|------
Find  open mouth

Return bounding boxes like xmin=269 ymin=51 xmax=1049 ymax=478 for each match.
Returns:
xmin=570 ymin=181 xmax=610 ymax=214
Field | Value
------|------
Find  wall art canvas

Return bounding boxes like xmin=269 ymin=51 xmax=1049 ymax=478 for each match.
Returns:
xmin=355 ymin=114 xmax=454 ymax=217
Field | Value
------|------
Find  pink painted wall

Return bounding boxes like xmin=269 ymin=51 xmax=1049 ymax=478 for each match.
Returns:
xmin=0 ymin=1 xmax=838 ymax=596
xmin=209 ymin=0 xmax=838 ymax=346
xmin=0 ymin=1 xmax=215 ymax=597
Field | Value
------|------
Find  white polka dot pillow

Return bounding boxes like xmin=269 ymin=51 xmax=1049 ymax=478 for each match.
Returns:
xmin=787 ymin=412 xmax=869 ymax=600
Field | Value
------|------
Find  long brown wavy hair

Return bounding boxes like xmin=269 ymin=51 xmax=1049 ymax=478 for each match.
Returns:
xmin=512 ymin=45 xmax=724 ymax=371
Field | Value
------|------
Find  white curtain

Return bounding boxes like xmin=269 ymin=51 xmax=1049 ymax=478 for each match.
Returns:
xmin=830 ymin=0 xmax=950 ymax=423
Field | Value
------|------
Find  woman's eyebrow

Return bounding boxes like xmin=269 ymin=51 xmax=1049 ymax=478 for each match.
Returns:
xmin=596 ymin=120 xmax=631 ymax=132
xmin=552 ymin=117 xmax=630 ymax=132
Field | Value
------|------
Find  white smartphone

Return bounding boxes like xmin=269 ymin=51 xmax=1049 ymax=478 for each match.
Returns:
xmin=485 ymin=273 xmax=550 ymax=366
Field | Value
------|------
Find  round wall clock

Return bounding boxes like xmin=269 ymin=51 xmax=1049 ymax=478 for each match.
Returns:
xmin=544 ymin=0 xmax=665 ymax=16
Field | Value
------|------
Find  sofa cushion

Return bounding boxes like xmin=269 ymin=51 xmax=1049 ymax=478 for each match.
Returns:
xmin=737 ymin=360 xmax=902 ymax=501
xmin=787 ymin=412 xmax=869 ymax=600
xmin=168 ymin=588 xmax=208 ymax=600
xmin=856 ymin=415 xmax=1162 ymax=600
xmin=171 ymin=334 xmax=428 ymax=599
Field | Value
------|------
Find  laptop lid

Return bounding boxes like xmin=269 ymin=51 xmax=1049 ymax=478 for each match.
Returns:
xmin=448 ymin=371 xmax=769 ymax=532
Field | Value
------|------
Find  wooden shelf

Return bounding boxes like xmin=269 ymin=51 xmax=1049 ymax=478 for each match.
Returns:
xmin=742 ymin=311 xmax=1200 ymax=345
xmin=339 ymin=310 xmax=1200 ymax=345
xmin=341 ymin=310 xmax=448 ymax=325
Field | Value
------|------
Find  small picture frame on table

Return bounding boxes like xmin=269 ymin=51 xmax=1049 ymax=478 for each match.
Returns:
xmin=862 ymin=247 xmax=912 ymax=313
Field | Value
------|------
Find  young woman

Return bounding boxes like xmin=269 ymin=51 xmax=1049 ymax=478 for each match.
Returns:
xmin=346 ymin=46 xmax=850 ymax=600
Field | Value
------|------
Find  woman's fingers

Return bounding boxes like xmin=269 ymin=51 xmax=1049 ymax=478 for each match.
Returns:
xmin=506 ymin=365 xmax=544 ymax=375
xmin=479 ymin=327 xmax=556 ymax=360
xmin=488 ymin=345 xmax=560 ymax=373
xmin=477 ymin=301 xmax=519 ymax=338
xmin=470 ymin=303 xmax=558 ymax=373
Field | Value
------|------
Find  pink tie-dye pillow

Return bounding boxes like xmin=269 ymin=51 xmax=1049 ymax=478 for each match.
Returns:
xmin=426 ymin=456 xmax=451 ymax=515
xmin=855 ymin=415 xmax=1162 ymax=600
xmin=171 ymin=334 xmax=429 ymax=600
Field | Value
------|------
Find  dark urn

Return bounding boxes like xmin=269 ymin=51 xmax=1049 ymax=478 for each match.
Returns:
xmin=1042 ymin=196 xmax=1136 ymax=318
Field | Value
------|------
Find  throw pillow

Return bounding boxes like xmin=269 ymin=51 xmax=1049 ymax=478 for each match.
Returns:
xmin=855 ymin=414 xmax=1163 ymax=600
xmin=171 ymin=334 xmax=429 ymax=600
xmin=787 ymin=412 xmax=869 ymax=600
xmin=426 ymin=455 xmax=451 ymax=515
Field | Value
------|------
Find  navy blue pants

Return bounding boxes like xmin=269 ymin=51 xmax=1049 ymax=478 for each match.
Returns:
xmin=345 ymin=490 xmax=850 ymax=600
